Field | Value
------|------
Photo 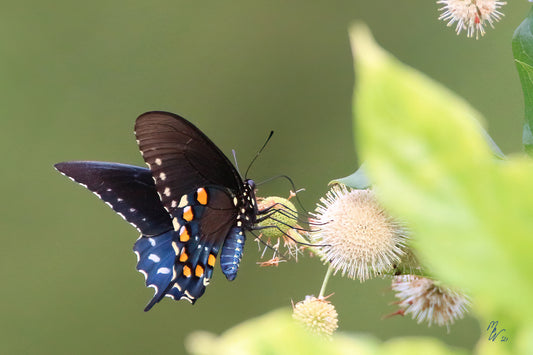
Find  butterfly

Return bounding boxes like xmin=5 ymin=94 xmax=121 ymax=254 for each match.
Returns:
xmin=55 ymin=111 xmax=262 ymax=311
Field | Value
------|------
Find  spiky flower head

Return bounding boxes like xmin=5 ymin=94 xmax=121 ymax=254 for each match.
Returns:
xmin=292 ymin=296 xmax=339 ymax=338
xmin=437 ymin=0 xmax=506 ymax=39
xmin=256 ymin=196 xmax=299 ymax=239
xmin=311 ymin=185 xmax=407 ymax=281
xmin=256 ymin=196 xmax=307 ymax=261
xmin=392 ymin=275 xmax=470 ymax=329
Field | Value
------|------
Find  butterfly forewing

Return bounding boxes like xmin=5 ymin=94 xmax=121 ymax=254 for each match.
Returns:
xmin=134 ymin=111 xmax=243 ymax=214
xmin=54 ymin=161 xmax=172 ymax=236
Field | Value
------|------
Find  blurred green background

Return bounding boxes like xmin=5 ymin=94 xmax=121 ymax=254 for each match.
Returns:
xmin=1 ymin=1 xmax=529 ymax=354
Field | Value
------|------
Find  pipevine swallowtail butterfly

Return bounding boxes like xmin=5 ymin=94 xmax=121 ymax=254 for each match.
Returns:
xmin=55 ymin=111 xmax=266 ymax=311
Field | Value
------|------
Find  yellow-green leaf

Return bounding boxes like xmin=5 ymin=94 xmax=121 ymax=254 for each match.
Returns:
xmin=350 ymin=23 xmax=533 ymax=346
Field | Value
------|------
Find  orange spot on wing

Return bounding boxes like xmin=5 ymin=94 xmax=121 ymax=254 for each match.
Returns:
xmin=196 ymin=188 xmax=208 ymax=205
xmin=183 ymin=206 xmax=194 ymax=221
xmin=195 ymin=265 xmax=204 ymax=277
xmin=179 ymin=249 xmax=188 ymax=262
xmin=208 ymin=254 xmax=216 ymax=267
xmin=179 ymin=226 xmax=190 ymax=242
xmin=183 ymin=265 xmax=192 ymax=278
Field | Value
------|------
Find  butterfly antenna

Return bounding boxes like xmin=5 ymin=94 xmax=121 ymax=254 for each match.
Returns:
xmin=245 ymin=130 xmax=274 ymax=179
xmin=232 ymin=149 xmax=242 ymax=176
xmin=256 ymin=174 xmax=311 ymax=215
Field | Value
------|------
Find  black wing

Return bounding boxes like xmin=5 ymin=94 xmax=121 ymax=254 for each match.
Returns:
xmin=134 ymin=111 xmax=243 ymax=214
xmin=54 ymin=161 xmax=172 ymax=236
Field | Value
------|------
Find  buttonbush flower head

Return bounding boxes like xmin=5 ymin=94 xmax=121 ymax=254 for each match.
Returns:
xmin=392 ymin=275 xmax=470 ymax=329
xmin=256 ymin=196 xmax=306 ymax=260
xmin=311 ymin=185 xmax=407 ymax=281
xmin=437 ymin=0 xmax=506 ymax=39
xmin=292 ymin=296 xmax=339 ymax=338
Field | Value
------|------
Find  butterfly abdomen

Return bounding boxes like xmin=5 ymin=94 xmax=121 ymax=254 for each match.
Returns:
xmin=220 ymin=227 xmax=246 ymax=281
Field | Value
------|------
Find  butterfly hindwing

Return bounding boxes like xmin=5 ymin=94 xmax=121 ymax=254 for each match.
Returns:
xmin=136 ymin=186 xmax=239 ymax=310
xmin=133 ymin=231 xmax=176 ymax=309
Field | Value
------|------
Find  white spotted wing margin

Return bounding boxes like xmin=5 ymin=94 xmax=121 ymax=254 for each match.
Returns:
xmin=54 ymin=161 xmax=172 ymax=236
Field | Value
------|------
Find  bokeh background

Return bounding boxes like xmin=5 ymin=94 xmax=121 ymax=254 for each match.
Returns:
xmin=2 ymin=1 xmax=530 ymax=354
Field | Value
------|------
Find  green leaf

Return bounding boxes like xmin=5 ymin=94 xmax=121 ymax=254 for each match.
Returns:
xmin=185 ymin=308 xmax=466 ymax=355
xmin=350 ymin=23 xmax=533 ymax=349
xmin=185 ymin=309 xmax=380 ymax=355
xmin=331 ymin=163 xmax=371 ymax=189
xmin=513 ymin=7 xmax=533 ymax=156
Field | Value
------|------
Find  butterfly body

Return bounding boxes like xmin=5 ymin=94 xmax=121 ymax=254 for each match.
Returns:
xmin=55 ymin=111 xmax=260 ymax=310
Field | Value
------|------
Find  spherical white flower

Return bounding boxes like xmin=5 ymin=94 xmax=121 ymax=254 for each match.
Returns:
xmin=292 ymin=296 xmax=339 ymax=337
xmin=437 ymin=0 xmax=507 ymax=39
xmin=311 ymin=185 xmax=407 ymax=281
xmin=392 ymin=275 xmax=470 ymax=329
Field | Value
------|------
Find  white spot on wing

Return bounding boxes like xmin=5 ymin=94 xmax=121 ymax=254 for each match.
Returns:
xmin=172 ymin=241 xmax=180 ymax=254
xmin=148 ymin=254 xmax=161 ymax=262
xmin=172 ymin=217 xmax=180 ymax=231
xmin=180 ymin=296 xmax=193 ymax=304
xmin=178 ymin=195 xmax=188 ymax=208
xmin=155 ymin=158 xmax=162 ymax=165
xmin=148 ymin=238 xmax=156 ymax=246
xmin=159 ymin=172 xmax=166 ymax=181
xmin=164 ymin=187 xmax=171 ymax=196
xmin=157 ymin=267 xmax=171 ymax=274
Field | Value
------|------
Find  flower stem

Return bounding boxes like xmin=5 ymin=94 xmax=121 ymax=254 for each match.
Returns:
xmin=318 ymin=266 xmax=334 ymax=299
